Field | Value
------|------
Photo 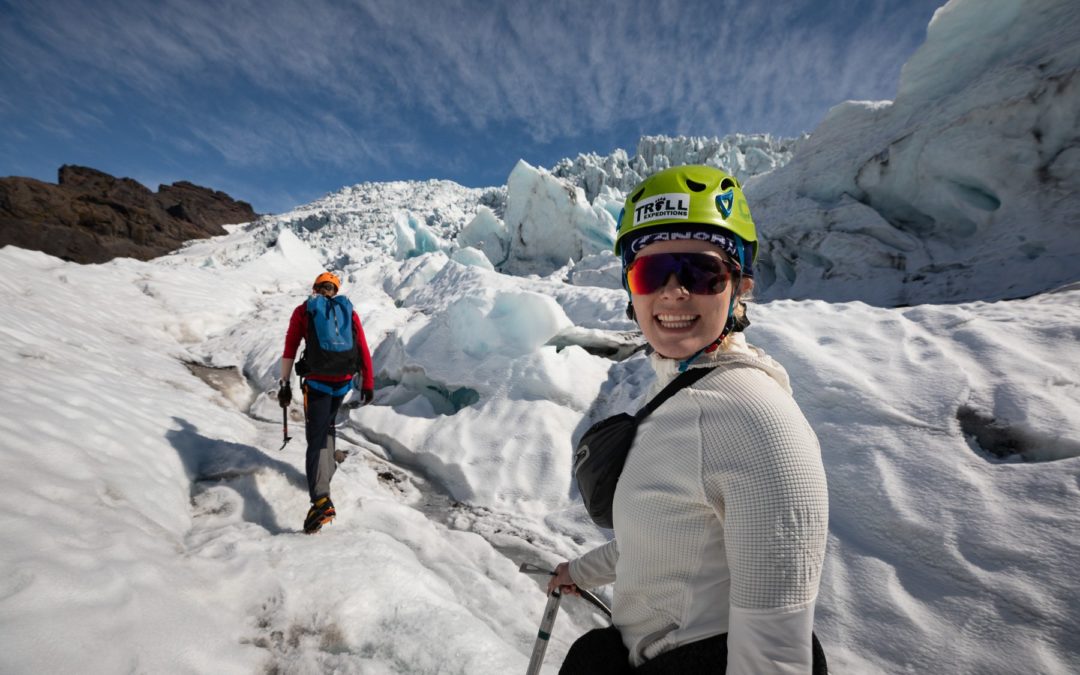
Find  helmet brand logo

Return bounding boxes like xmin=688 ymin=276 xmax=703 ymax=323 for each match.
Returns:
xmin=633 ymin=192 xmax=690 ymax=226
xmin=716 ymin=189 xmax=734 ymax=218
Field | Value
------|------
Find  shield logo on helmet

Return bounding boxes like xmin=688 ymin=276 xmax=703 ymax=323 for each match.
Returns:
xmin=716 ymin=189 xmax=734 ymax=218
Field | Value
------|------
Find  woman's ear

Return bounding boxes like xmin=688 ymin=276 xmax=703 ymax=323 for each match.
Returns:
xmin=738 ymin=277 xmax=754 ymax=297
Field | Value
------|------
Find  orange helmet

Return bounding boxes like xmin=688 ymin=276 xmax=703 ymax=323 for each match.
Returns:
xmin=312 ymin=272 xmax=341 ymax=291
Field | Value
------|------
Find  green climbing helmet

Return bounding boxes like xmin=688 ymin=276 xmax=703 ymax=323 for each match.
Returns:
xmin=614 ymin=164 xmax=758 ymax=262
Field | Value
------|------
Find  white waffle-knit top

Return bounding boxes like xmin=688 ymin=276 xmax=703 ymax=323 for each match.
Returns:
xmin=570 ymin=334 xmax=829 ymax=673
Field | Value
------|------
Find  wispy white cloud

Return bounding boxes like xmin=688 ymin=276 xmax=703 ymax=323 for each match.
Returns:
xmin=0 ymin=0 xmax=941 ymax=175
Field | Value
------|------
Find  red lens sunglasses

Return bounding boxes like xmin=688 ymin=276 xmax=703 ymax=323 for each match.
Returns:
xmin=626 ymin=252 xmax=738 ymax=295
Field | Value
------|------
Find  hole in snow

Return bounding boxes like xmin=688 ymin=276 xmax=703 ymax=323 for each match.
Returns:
xmin=956 ymin=405 xmax=1068 ymax=463
xmin=545 ymin=327 xmax=646 ymax=361
xmin=376 ymin=373 xmax=480 ymax=416
xmin=183 ymin=361 xmax=253 ymax=410
xmin=946 ymin=180 xmax=1001 ymax=212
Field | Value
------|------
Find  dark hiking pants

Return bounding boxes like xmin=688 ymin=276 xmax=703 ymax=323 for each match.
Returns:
xmin=303 ymin=384 xmax=344 ymax=501
xmin=559 ymin=625 xmax=828 ymax=674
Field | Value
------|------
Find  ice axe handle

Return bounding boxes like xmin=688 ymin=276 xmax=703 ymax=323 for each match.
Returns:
xmin=525 ymin=588 xmax=561 ymax=675
xmin=279 ymin=407 xmax=292 ymax=451
xmin=518 ymin=563 xmax=612 ymax=619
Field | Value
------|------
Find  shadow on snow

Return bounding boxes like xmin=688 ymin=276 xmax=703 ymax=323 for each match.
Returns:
xmin=167 ymin=417 xmax=307 ymax=534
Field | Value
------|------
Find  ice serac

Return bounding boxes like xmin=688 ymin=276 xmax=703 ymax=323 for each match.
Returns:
xmin=450 ymin=246 xmax=496 ymax=270
xmin=254 ymin=139 xmax=797 ymax=281
xmin=500 ymin=160 xmax=616 ymax=276
xmin=361 ymin=260 xmax=610 ymax=513
xmin=457 ymin=205 xmax=509 ymax=266
xmin=553 ymin=134 xmax=804 ymax=204
xmin=749 ymin=0 xmax=1080 ymax=306
xmin=267 ymin=179 xmax=497 ymax=267
xmin=393 ymin=210 xmax=447 ymax=260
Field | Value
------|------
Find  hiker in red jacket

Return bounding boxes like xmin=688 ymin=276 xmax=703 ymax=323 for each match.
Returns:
xmin=277 ymin=271 xmax=374 ymax=534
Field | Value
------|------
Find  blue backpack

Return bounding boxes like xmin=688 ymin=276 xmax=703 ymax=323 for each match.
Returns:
xmin=299 ymin=295 xmax=359 ymax=377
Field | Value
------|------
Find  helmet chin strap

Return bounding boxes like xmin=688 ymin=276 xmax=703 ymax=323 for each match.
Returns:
xmin=676 ymin=314 xmax=737 ymax=372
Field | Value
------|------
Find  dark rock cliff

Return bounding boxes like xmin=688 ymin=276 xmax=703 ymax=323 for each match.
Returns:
xmin=0 ymin=165 xmax=258 ymax=263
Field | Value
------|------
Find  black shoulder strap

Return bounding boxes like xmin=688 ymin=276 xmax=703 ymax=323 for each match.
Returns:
xmin=634 ymin=366 xmax=713 ymax=421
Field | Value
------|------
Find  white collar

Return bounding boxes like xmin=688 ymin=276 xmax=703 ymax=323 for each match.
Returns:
xmin=649 ymin=332 xmax=793 ymax=395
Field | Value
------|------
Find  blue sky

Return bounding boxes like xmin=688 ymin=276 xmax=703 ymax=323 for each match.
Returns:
xmin=0 ymin=0 xmax=945 ymax=214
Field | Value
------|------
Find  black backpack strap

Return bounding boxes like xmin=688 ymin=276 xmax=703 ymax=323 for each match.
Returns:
xmin=634 ymin=366 xmax=714 ymax=421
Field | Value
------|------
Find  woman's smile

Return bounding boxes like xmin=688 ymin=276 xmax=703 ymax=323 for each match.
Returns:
xmin=654 ymin=313 xmax=699 ymax=330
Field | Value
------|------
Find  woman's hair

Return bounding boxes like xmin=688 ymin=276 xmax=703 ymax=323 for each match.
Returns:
xmin=722 ymin=279 xmax=754 ymax=345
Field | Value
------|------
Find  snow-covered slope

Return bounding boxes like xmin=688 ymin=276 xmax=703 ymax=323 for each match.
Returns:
xmin=2 ymin=206 xmax=1079 ymax=674
xmin=747 ymin=0 xmax=1080 ymax=305
xmin=1 ymin=0 xmax=1079 ymax=673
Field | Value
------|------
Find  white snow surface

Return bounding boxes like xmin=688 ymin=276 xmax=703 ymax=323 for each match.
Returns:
xmin=2 ymin=0 xmax=1080 ymax=672
xmin=2 ymin=208 xmax=1079 ymax=674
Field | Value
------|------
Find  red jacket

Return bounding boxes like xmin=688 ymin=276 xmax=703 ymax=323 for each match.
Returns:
xmin=284 ymin=303 xmax=374 ymax=388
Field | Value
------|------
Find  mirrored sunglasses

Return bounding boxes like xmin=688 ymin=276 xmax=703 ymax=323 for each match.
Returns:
xmin=626 ymin=252 xmax=737 ymax=295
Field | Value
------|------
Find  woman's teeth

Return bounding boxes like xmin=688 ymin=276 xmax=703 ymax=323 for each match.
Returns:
xmin=656 ymin=314 xmax=697 ymax=329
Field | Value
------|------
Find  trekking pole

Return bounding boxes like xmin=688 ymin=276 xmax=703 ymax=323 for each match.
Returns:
xmin=519 ymin=562 xmax=612 ymax=619
xmin=526 ymin=588 xmax=561 ymax=675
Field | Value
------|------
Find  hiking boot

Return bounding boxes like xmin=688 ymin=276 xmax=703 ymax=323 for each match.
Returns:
xmin=303 ymin=496 xmax=335 ymax=534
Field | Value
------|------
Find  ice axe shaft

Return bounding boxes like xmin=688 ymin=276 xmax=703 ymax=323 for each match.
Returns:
xmin=279 ymin=407 xmax=292 ymax=451
xmin=525 ymin=589 xmax=561 ymax=675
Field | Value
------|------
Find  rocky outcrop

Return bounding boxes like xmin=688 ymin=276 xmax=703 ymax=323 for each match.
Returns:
xmin=0 ymin=165 xmax=258 ymax=263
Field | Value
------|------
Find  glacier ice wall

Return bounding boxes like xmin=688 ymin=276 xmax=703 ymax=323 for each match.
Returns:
xmin=748 ymin=0 xmax=1080 ymax=306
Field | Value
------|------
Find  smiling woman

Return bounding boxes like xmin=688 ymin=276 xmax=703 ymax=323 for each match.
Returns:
xmin=551 ymin=165 xmax=830 ymax=674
